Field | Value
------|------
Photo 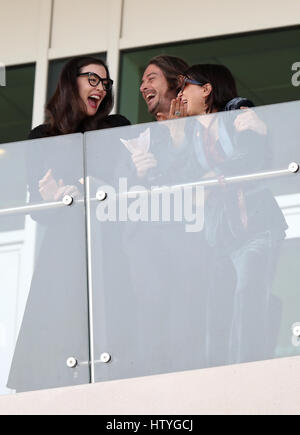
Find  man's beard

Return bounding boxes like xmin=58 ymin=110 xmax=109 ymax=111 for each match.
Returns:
xmin=145 ymin=90 xmax=175 ymax=116
xmin=147 ymin=96 xmax=160 ymax=115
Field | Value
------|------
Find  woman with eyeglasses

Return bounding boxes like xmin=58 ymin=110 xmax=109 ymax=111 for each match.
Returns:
xmin=164 ymin=64 xmax=288 ymax=367
xmin=27 ymin=56 xmax=131 ymax=203
xmin=7 ymin=57 xmax=130 ymax=392
xmin=30 ymin=56 xmax=130 ymax=139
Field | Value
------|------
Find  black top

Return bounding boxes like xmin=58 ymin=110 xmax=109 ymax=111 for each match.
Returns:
xmin=26 ymin=113 xmax=131 ymax=226
xmin=28 ymin=114 xmax=131 ymax=139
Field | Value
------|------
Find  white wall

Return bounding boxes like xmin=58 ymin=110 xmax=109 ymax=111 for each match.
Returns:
xmin=121 ymin=0 xmax=300 ymax=48
xmin=2 ymin=0 xmax=300 ymax=66
xmin=0 ymin=219 xmax=36 ymax=396
xmin=0 ymin=356 xmax=299 ymax=414
xmin=0 ymin=235 xmax=23 ymax=395
xmin=49 ymin=0 xmax=109 ymax=59
xmin=0 ymin=0 xmax=40 ymax=66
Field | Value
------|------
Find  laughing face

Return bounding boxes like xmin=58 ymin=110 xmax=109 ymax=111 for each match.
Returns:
xmin=178 ymin=81 xmax=212 ymax=116
xmin=77 ymin=63 xmax=107 ymax=117
xmin=140 ymin=64 xmax=176 ymax=118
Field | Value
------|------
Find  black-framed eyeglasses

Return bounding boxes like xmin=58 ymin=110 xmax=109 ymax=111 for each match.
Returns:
xmin=77 ymin=72 xmax=113 ymax=91
xmin=181 ymin=77 xmax=207 ymax=91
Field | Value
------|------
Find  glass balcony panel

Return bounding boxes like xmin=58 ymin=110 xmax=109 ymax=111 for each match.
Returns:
xmin=85 ymin=100 xmax=300 ymax=381
xmin=0 ymin=134 xmax=90 ymax=395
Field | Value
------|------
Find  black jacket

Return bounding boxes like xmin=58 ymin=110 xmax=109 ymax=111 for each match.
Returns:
xmin=28 ymin=114 xmax=131 ymax=139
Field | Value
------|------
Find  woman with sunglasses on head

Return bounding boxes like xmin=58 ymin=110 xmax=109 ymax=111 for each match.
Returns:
xmin=165 ymin=64 xmax=288 ymax=367
xmin=7 ymin=57 xmax=130 ymax=393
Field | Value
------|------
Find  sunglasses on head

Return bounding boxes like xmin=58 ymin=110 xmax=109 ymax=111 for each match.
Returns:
xmin=77 ymin=72 xmax=113 ymax=91
xmin=181 ymin=77 xmax=207 ymax=91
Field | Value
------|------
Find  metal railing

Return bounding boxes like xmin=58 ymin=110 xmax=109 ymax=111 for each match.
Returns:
xmin=0 ymin=162 xmax=298 ymax=217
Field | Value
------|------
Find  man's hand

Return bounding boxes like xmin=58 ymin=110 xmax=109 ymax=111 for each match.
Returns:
xmin=234 ymin=107 xmax=267 ymax=135
xmin=131 ymin=151 xmax=157 ymax=178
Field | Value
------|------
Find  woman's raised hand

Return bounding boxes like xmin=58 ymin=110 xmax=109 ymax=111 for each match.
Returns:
xmin=39 ymin=169 xmax=59 ymax=201
xmin=53 ymin=182 xmax=81 ymax=201
xmin=38 ymin=169 xmax=81 ymax=201
xmin=157 ymin=97 xmax=188 ymax=121
xmin=168 ymin=97 xmax=188 ymax=119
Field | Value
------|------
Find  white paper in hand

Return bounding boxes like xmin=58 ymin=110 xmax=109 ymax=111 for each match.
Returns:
xmin=120 ymin=128 xmax=150 ymax=154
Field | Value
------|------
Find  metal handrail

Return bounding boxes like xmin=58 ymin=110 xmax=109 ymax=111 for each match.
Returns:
xmin=0 ymin=200 xmax=66 ymax=217
xmin=0 ymin=163 xmax=298 ymax=217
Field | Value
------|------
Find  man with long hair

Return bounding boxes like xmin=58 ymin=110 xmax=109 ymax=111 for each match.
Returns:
xmin=140 ymin=55 xmax=188 ymax=121
xmin=129 ymin=55 xmax=189 ymax=177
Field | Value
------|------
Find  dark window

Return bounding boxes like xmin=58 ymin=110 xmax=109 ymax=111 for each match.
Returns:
xmin=0 ymin=64 xmax=35 ymax=144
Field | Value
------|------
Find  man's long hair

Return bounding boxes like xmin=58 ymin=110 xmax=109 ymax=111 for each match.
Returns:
xmin=146 ymin=55 xmax=189 ymax=93
xmin=45 ymin=56 xmax=113 ymax=135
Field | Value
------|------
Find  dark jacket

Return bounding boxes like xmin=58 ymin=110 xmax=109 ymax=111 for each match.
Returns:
xmin=28 ymin=114 xmax=131 ymax=139
xmin=183 ymin=114 xmax=288 ymax=251
xmin=7 ymin=114 xmax=131 ymax=392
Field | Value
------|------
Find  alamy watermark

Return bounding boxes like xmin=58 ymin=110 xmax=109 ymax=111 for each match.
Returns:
xmin=291 ymin=62 xmax=300 ymax=87
xmin=0 ymin=62 xmax=6 ymax=86
xmin=95 ymin=178 xmax=205 ymax=233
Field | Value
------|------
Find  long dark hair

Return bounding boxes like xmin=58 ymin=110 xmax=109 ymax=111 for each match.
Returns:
xmin=147 ymin=55 xmax=189 ymax=93
xmin=185 ymin=64 xmax=238 ymax=113
xmin=45 ymin=56 xmax=113 ymax=135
